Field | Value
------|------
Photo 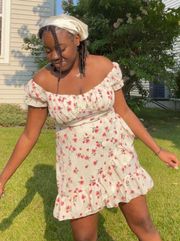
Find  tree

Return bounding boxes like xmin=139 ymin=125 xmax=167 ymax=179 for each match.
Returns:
xmin=62 ymin=0 xmax=180 ymax=97
xmin=23 ymin=0 xmax=180 ymax=98
xmin=23 ymin=34 xmax=48 ymax=69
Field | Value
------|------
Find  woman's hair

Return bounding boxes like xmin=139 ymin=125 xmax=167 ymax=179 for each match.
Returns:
xmin=39 ymin=25 xmax=87 ymax=91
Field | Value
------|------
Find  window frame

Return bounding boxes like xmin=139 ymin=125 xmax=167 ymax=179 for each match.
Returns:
xmin=0 ymin=0 xmax=11 ymax=64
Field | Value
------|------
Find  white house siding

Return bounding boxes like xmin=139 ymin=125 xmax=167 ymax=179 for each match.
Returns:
xmin=163 ymin=0 xmax=180 ymax=9
xmin=130 ymin=80 xmax=150 ymax=97
xmin=0 ymin=0 xmax=55 ymax=105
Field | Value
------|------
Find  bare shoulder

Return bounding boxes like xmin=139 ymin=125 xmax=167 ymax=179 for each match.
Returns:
xmin=33 ymin=65 xmax=51 ymax=88
xmin=87 ymin=55 xmax=114 ymax=75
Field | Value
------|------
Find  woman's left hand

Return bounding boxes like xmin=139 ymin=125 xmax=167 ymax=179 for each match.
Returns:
xmin=157 ymin=149 xmax=179 ymax=169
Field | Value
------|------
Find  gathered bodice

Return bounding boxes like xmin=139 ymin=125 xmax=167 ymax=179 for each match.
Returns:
xmin=25 ymin=62 xmax=124 ymax=128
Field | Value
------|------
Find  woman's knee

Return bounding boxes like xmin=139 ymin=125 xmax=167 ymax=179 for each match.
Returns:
xmin=72 ymin=229 xmax=97 ymax=241
xmin=73 ymin=233 xmax=97 ymax=241
xmin=72 ymin=226 xmax=97 ymax=241
xmin=119 ymin=196 xmax=158 ymax=235
xmin=70 ymin=213 xmax=98 ymax=241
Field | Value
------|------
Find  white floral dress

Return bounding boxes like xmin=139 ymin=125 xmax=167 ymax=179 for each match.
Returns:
xmin=25 ymin=62 xmax=153 ymax=221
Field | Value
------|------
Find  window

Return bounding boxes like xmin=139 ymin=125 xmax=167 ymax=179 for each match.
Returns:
xmin=150 ymin=83 xmax=165 ymax=99
xmin=0 ymin=0 xmax=11 ymax=63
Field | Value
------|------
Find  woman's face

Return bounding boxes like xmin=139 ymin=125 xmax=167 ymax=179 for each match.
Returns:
xmin=42 ymin=29 xmax=80 ymax=72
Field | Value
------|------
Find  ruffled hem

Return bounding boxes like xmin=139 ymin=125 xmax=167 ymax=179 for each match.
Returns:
xmin=53 ymin=167 xmax=154 ymax=221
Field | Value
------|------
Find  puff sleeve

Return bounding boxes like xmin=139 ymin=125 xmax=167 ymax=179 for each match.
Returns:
xmin=111 ymin=62 xmax=124 ymax=91
xmin=24 ymin=79 xmax=48 ymax=107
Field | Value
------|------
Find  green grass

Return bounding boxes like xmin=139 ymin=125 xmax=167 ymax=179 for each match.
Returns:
xmin=0 ymin=109 xmax=180 ymax=241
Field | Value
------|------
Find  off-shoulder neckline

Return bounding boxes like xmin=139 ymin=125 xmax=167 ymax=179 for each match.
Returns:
xmin=30 ymin=62 xmax=119 ymax=97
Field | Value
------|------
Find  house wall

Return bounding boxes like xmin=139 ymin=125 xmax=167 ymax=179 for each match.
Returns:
xmin=146 ymin=99 xmax=180 ymax=111
xmin=163 ymin=0 xmax=180 ymax=8
xmin=0 ymin=0 xmax=55 ymax=105
xmin=130 ymin=80 xmax=150 ymax=97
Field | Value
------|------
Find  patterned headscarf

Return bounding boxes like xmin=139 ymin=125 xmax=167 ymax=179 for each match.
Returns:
xmin=39 ymin=14 xmax=88 ymax=41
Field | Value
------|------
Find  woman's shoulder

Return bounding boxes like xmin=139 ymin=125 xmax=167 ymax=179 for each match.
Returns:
xmin=87 ymin=54 xmax=114 ymax=76
xmin=33 ymin=64 xmax=52 ymax=89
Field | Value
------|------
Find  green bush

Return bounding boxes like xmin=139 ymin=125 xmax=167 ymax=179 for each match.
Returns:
xmin=126 ymin=96 xmax=146 ymax=114
xmin=0 ymin=104 xmax=55 ymax=129
xmin=0 ymin=104 xmax=26 ymax=127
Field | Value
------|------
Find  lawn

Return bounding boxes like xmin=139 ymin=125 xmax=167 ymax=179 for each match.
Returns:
xmin=0 ymin=109 xmax=180 ymax=241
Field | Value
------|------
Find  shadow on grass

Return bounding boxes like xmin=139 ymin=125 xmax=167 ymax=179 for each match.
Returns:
xmin=0 ymin=164 xmax=115 ymax=241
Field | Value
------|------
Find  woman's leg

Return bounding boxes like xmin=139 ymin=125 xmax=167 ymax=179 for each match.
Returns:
xmin=70 ymin=212 xmax=99 ymax=241
xmin=119 ymin=195 xmax=162 ymax=241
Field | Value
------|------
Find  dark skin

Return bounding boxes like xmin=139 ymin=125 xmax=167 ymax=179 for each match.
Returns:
xmin=34 ymin=30 xmax=113 ymax=95
xmin=0 ymin=29 xmax=179 ymax=241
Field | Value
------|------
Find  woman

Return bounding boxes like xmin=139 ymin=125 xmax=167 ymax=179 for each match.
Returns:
xmin=0 ymin=14 xmax=179 ymax=241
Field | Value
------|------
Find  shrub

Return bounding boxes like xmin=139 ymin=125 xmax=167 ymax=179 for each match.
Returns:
xmin=0 ymin=104 xmax=26 ymax=127
xmin=0 ymin=104 xmax=55 ymax=129
xmin=126 ymin=96 xmax=146 ymax=114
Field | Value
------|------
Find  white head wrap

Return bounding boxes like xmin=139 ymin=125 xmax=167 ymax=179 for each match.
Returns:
xmin=39 ymin=14 xmax=88 ymax=41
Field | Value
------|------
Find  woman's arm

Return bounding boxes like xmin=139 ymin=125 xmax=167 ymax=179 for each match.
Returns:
xmin=113 ymin=89 xmax=179 ymax=168
xmin=0 ymin=106 xmax=48 ymax=194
